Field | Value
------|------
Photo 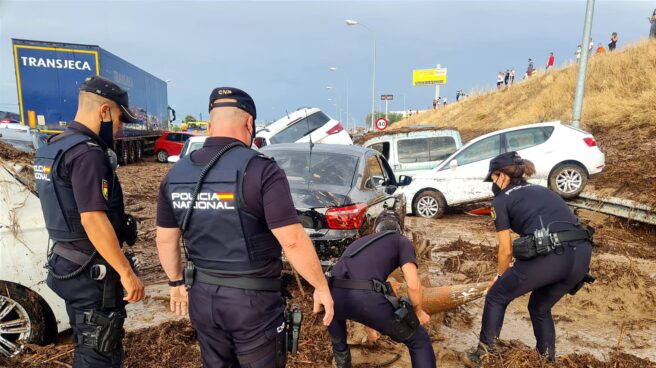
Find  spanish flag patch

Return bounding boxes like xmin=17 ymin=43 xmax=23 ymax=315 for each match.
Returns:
xmin=214 ymin=192 xmax=234 ymax=201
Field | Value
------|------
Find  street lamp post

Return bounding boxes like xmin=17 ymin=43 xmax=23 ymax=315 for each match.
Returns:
xmin=346 ymin=19 xmax=376 ymax=131
xmin=329 ymin=66 xmax=350 ymax=130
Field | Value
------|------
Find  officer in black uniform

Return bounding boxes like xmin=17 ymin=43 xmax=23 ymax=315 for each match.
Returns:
xmin=327 ymin=222 xmax=436 ymax=368
xmin=35 ymin=76 xmax=145 ymax=367
xmin=464 ymin=152 xmax=594 ymax=366
xmin=155 ymin=87 xmax=334 ymax=367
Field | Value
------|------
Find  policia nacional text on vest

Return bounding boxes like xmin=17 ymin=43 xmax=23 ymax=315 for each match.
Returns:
xmin=166 ymin=141 xmax=303 ymax=361
xmin=35 ymin=132 xmax=138 ymax=355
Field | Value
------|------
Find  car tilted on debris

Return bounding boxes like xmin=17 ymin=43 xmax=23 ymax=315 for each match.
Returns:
xmin=261 ymin=143 xmax=411 ymax=264
xmin=253 ymin=108 xmax=353 ymax=148
xmin=404 ymin=121 xmax=606 ymax=218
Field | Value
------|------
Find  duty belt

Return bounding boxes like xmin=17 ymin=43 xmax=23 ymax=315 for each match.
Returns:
xmin=329 ymin=278 xmax=393 ymax=295
xmin=194 ymin=267 xmax=282 ymax=292
xmin=51 ymin=243 xmax=94 ymax=266
xmin=550 ymin=228 xmax=594 ymax=245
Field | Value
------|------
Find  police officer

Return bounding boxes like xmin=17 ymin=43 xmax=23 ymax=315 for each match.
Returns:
xmin=35 ymin=76 xmax=145 ymax=367
xmin=155 ymin=87 xmax=334 ymax=367
xmin=464 ymin=152 xmax=594 ymax=366
xmin=326 ymin=221 xmax=436 ymax=368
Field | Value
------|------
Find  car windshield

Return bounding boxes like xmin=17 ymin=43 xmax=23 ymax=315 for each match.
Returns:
xmin=269 ymin=111 xmax=331 ymax=144
xmin=180 ymin=140 xmax=205 ymax=158
xmin=266 ymin=150 xmax=358 ymax=187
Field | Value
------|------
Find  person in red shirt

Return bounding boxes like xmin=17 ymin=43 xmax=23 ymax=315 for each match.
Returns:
xmin=546 ymin=52 xmax=555 ymax=70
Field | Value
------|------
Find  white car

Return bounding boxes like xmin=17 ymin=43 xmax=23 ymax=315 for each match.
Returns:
xmin=167 ymin=135 xmax=208 ymax=163
xmin=404 ymin=121 xmax=606 ymax=218
xmin=253 ymin=108 xmax=353 ymax=148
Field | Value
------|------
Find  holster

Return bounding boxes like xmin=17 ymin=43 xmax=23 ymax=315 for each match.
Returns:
xmin=388 ymin=297 xmax=420 ymax=342
xmin=285 ymin=306 xmax=303 ymax=354
xmin=569 ymin=273 xmax=596 ymax=295
xmin=123 ymin=214 xmax=138 ymax=246
xmin=512 ymin=236 xmax=539 ymax=260
xmin=75 ymin=310 xmax=125 ymax=356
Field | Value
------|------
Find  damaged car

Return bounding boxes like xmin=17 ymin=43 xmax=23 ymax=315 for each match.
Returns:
xmin=261 ymin=143 xmax=411 ymax=264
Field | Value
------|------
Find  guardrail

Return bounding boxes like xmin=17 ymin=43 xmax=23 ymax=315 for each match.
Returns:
xmin=567 ymin=193 xmax=656 ymax=225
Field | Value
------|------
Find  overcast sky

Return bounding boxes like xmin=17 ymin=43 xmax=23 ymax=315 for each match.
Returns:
xmin=0 ymin=1 xmax=653 ymax=126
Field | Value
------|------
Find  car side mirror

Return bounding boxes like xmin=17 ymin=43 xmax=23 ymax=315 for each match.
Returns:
xmin=449 ymin=159 xmax=458 ymax=170
xmin=398 ymin=175 xmax=412 ymax=186
xmin=167 ymin=155 xmax=180 ymax=163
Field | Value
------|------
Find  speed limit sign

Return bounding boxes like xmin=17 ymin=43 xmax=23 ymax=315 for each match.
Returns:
xmin=375 ymin=117 xmax=388 ymax=131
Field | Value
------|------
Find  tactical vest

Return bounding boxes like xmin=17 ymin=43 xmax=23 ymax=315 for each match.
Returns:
xmin=34 ymin=132 xmax=125 ymax=243
xmin=166 ymin=146 xmax=282 ymax=273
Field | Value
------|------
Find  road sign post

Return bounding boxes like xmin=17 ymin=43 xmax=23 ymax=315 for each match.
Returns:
xmin=380 ymin=94 xmax=393 ymax=120
xmin=375 ymin=117 xmax=388 ymax=131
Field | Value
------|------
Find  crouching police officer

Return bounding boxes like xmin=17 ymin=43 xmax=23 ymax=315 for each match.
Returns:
xmin=464 ymin=152 xmax=594 ymax=366
xmin=35 ymin=76 xmax=145 ymax=367
xmin=155 ymin=87 xmax=334 ymax=367
xmin=326 ymin=221 xmax=436 ymax=368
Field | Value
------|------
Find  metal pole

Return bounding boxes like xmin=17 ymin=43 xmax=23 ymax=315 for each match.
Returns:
xmin=371 ymin=39 xmax=376 ymax=131
xmin=346 ymin=78 xmax=349 ymax=130
xmin=435 ymin=64 xmax=441 ymax=101
xmin=572 ymin=0 xmax=595 ymax=128
xmin=403 ymin=94 xmax=406 ymax=117
xmin=385 ymin=99 xmax=388 ymax=120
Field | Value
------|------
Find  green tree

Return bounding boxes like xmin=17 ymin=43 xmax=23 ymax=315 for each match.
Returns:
xmin=183 ymin=115 xmax=197 ymax=124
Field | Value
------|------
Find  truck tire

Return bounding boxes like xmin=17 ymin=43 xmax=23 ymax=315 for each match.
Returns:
xmin=549 ymin=163 xmax=587 ymax=198
xmin=0 ymin=282 xmax=49 ymax=357
xmin=128 ymin=141 xmax=137 ymax=164
xmin=156 ymin=149 xmax=169 ymax=163
xmin=413 ymin=190 xmax=447 ymax=219
xmin=119 ymin=142 xmax=130 ymax=165
xmin=134 ymin=141 xmax=142 ymax=162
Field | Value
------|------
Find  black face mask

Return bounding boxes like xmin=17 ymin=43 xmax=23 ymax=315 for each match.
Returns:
xmin=99 ymin=112 xmax=114 ymax=147
xmin=492 ymin=183 xmax=502 ymax=196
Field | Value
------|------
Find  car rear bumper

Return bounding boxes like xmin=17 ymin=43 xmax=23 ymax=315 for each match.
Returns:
xmin=583 ymin=150 xmax=606 ymax=175
xmin=304 ymin=228 xmax=359 ymax=264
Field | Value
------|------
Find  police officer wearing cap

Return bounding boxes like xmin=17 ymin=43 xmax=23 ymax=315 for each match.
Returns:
xmin=326 ymin=219 xmax=436 ymax=368
xmin=156 ymin=87 xmax=334 ymax=367
xmin=464 ymin=152 xmax=594 ymax=366
xmin=35 ymin=76 xmax=145 ymax=367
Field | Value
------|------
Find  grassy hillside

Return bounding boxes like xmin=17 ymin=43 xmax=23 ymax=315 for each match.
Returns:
xmin=392 ymin=40 xmax=656 ymax=204
xmin=397 ymin=40 xmax=656 ymax=132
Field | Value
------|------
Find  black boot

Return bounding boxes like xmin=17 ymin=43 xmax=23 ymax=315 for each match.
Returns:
xmin=462 ymin=342 xmax=493 ymax=368
xmin=537 ymin=345 xmax=556 ymax=363
xmin=333 ymin=348 xmax=352 ymax=368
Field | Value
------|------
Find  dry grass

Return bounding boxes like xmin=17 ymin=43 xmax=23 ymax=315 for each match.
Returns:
xmin=395 ymin=40 xmax=656 ymax=133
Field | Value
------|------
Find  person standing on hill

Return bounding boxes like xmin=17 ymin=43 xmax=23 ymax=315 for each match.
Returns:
xmin=608 ymin=32 xmax=618 ymax=51
xmin=443 ymin=97 xmax=448 ymax=106
xmin=588 ymin=38 xmax=594 ymax=53
xmin=596 ymin=43 xmax=606 ymax=55
xmin=650 ymin=8 xmax=656 ymax=38
xmin=504 ymin=69 xmax=510 ymax=86
xmin=497 ymin=72 xmax=504 ymax=90
xmin=526 ymin=59 xmax=534 ymax=77
xmin=575 ymin=45 xmax=582 ymax=62
xmin=546 ymin=52 xmax=555 ymax=71
xmin=509 ymin=68 xmax=515 ymax=84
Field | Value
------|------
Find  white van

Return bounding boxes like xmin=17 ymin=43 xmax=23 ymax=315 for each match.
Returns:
xmin=361 ymin=128 xmax=462 ymax=179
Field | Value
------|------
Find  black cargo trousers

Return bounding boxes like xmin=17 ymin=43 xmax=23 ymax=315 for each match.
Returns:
xmin=479 ymin=240 xmax=593 ymax=354
xmin=47 ymin=254 xmax=126 ymax=368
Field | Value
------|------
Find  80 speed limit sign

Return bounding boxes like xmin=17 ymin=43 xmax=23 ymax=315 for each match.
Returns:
xmin=375 ymin=117 xmax=388 ymax=131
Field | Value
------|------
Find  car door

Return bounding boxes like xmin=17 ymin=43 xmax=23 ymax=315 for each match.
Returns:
xmin=173 ymin=134 xmax=192 ymax=156
xmin=366 ymin=140 xmax=392 ymax=164
xmin=163 ymin=133 xmax=180 ymax=153
xmin=360 ymin=153 xmax=396 ymax=234
xmin=438 ymin=134 xmax=504 ymax=204
xmin=503 ymin=127 xmax=555 ymax=186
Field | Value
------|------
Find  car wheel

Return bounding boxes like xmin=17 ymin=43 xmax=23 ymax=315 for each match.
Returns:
xmin=549 ymin=163 xmax=587 ymax=198
xmin=156 ymin=149 xmax=169 ymax=163
xmin=0 ymin=282 xmax=48 ymax=357
xmin=413 ymin=190 xmax=446 ymax=219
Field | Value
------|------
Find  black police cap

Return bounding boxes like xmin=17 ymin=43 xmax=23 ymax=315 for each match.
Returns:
xmin=79 ymin=75 xmax=139 ymax=124
xmin=484 ymin=151 xmax=522 ymax=182
xmin=208 ymin=87 xmax=257 ymax=120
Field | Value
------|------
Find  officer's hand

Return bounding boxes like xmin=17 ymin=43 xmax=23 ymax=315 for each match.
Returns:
xmin=121 ymin=270 xmax=145 ymax=303
xmin=417 ymin=309 xmax=430 ymax=325
xmin=313 ymin=288 xmax=334 ymax=326
xmin=170 ymin=286 xmax=188 ymax=316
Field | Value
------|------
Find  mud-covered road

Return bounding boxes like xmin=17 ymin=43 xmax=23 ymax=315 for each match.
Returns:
xmin=3 ymin=158 xmax=656 ymax=368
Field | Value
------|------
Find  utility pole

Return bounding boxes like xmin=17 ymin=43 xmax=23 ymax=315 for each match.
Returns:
xmin=572 ymin=0 xmax=595 ymax=128
xmin=435 ymin=64 xmax=441 ymax=102
xmin=385 ymin=99 xmax=389 ymax=120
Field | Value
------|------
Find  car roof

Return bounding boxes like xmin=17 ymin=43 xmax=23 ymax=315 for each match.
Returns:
xmin=257 ymin=108 xmax=323 ymax=138
xmin=361 ymin=128 xmax=461 ymax=145
xmin=187 ymin=136 xmax=208 ymax=142
xmin=261 ymin=143 xmax=371 ymax=156
xmin=467 ymin=121 xmax=562 ymax=144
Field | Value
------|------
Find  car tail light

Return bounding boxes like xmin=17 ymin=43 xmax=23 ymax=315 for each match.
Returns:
xmin=583 ymin=137 xmax=597 ymax=147
xmin=326 ymin=122 xmax=344 ymax=135
xmin=253 ymin=137 xmax=265 ymax=148
xmin=326 ymin=203 xmax=367 ymax=230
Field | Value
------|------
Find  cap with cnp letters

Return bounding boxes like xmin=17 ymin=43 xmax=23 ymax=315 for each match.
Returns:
xmin=79 ymin=75 xmax=139 ymax=124
xmin=208 ymin=87 xmax=257 ymax=120
xmin=484 ymin=151 xmax=522 ymax=182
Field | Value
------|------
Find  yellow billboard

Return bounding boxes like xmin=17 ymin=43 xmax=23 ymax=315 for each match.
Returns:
xmin=412 ymin=68 xmax=447 ymax=86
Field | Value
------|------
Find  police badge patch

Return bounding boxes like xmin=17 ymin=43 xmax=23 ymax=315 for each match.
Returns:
xmin=491 ymin=207 xmax=496 ymax=220
xmin=102 ymin=179 xmax=109 ymax=200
